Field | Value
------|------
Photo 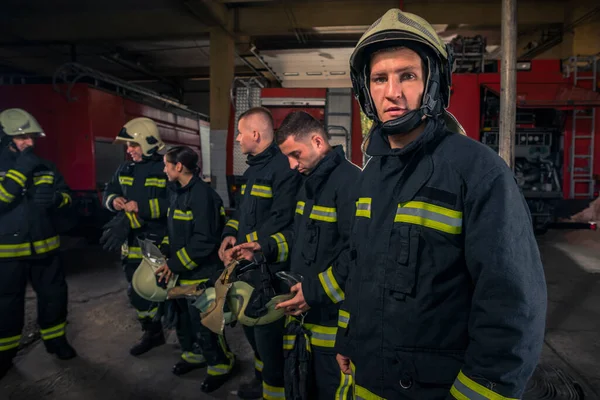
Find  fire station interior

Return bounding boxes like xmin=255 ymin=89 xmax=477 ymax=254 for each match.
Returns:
xmin=1 ymin=0 xmax=600 ymax=399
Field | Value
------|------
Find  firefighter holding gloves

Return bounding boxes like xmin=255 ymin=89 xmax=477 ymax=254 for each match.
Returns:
xmin=0 ymin=108 xmax=77 ymax=380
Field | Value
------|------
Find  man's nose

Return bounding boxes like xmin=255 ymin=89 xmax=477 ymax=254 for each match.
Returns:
xmin=385 ymin=78 xmax=403 ymax=99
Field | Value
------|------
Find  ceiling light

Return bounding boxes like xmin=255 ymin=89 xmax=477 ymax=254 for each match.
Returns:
xmin=283 ymin=72 xmax=299 ymax=76
xmin=329 ymin=71 xmax=346 ymax=76
xmin=306 ymin=72 xmax=323 ymax=76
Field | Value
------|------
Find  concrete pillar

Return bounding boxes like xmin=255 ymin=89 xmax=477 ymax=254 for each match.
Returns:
xmin=209 ymin=27 xmax=235 ymax=206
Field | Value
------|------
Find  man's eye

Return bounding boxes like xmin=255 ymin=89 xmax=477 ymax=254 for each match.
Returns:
xmin=372 ymin=76 xmax=386 ymax=84
xmin=401 ymin=73 xmax=416 ymax=81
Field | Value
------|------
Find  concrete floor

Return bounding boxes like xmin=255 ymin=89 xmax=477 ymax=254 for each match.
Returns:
xmin=0 ymin=230 xmax=600 ymax=400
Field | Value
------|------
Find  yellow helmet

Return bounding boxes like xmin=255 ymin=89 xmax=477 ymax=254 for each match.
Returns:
xmin=0 ymin=108 xmax=46 ymax=137
xmin=350 ymin=8 xmax=465 ymax=136
xmin=115 ymin=117 xmax=165 ymax=157
xmin=132 ymin=238 xmax=179 ymax=302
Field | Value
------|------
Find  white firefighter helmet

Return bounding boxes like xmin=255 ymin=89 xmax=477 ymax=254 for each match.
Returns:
xmin=191 ymin=287 xmax=236 ymax=325
xmin=132 ymin=238 xmax=178 ymax=302
xmin=227 ymin=280 xmax=293 ymax=327
xmin=115 ymin=117 xmax=165 ymax=157
xmin=0 ymin=108 xmax=46 ymax=137
xmin=350 ymin=8 xmax=466 ymax=136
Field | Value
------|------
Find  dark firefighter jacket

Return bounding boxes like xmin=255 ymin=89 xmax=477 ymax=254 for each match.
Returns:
xmin=312 ymin=119 xmax=547 ymax=400
xmin=262 ymin=145 xmax=360 ymax=353
xmin=222 ymin=141 xmax=302 ymax=274
xmin=0 ymin=147 xmax=72 ymax=260
xmin=103 ymin=155 xmax=168 ymax=261
xmin=162 ymin=176 xmax=226 ymax=285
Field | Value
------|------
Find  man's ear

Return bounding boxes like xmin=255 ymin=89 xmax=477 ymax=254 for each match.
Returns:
xmin=312 ymin=134 xmax=324 ymax=148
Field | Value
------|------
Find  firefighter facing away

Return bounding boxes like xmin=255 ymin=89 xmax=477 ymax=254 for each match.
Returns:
xmin=218 ymin=107 xmax=302 ymax=399
xmin=101 ymin=117 xmax=169 ymax=356
xmin=154 ymin=145 xmax=236 ymax=392
xmin=307 ymin=8 xmax=547 ymax=400
xmin=233 ymin=111 xmax=359 ymax=399
xmin=0 ymin=108 xmax=77 ymax=380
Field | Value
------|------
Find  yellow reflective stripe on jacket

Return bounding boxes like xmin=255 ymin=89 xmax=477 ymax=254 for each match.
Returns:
xmin=451 ymin=371 xmax=517 ymax=400
xmin=161 ymin=236 xmax=169 ymax=245
xmin=176 ymin=247 xmax=198 ymax=270
xmin=179 ymin=278 xmax=208 ymax=286
xmin=0 ymin=183 xmax=15 ymax=203
xmin=59 ymin=192 xmax=71 ymax=208
xmin=125 ymin=212 xmax=142 ymax=229
xmin=355 ymin=384 xmax=386 ymax=400
xmin=241 ymin=184 xmax=246 ymax=195
xmin=33 ymin=174 xmax=54 ymax=185
xmin=149 ymin=198 xmax=160 ymax=219
xmin=335 ymin=370 xmax=353 ymax=400
xmin=173 ymin=209 xmax=193 ymax=221
xmin=137 ymin=307 xmax=158 ymax=319
xmin=0 ymin=334 xmax=21 ymax=351
xmin=220 ymin=206 xmax=226 ymax=217
xmin=40 ymin=322 xmax=66 ymax=341
xmin=246 ymin=231 xmax=258 ymax=242
xmin=302 ymin=323 xmax=337 ymax=348
xmin=250 ymin=184 xmax=273 ymax=198
xmin=318 ymin=266 xmax=344 ymax=304
xmin=6 ymin=169 xmax=26 ymax=187
xmin=127 ymin=246 xmax=143 ymax=259
xmin=310 ymin=205 xmax=337 ymax=222
xmin=395 ymin=201 xmax=463 ymax=234
xmin=270 ymin=232 xmax=289 ymax=263
xmin=145 ymin=177 xmax=166 ymax=188
xmin=296 ymin=201 xmax=305 ymax=215
xmin=263 ymin=382 xmax=285 ymax=399
xmin=0 ymin=243 xmax=32 ymax=258
xmin=119 ymin=176 xmax=133 ymax=186
xmin=226 ymin=219 xmax=239 ymax=230
xmin=355 ymin=197 xmax=372 ymax=218
xmin=105 ymin=193 xmax=117 ymax=209
xmin=33 ymin=236 xmax=60 ymax=255
xmin=338 ymin=309 xmax=350 ymax=329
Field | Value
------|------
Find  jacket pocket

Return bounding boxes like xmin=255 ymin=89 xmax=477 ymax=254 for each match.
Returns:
xmin=394 ymin=349 xmax=464 ymax=390
xmin=383 ymin=224 xmax=420 ymax=298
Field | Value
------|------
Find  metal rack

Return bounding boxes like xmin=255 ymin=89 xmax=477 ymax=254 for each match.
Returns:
xmin=450 ymin=35 xmax=487 ymax=73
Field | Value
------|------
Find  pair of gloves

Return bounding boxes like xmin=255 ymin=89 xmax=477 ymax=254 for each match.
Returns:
xmin=99 ymin=212 xmax=133 ymax=252
xmin=14 ymin=146 xmax=56 ymax=208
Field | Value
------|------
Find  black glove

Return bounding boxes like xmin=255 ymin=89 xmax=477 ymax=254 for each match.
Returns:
xmin=32 ymin=185 xmax=56 ymax=208
xmin=99 ymin=212 xmax=131 ymax=252
xmin=159 ymin=243 xmax=171 ymax=258
xmin=14 ymin=146 xmax=42 ymax=176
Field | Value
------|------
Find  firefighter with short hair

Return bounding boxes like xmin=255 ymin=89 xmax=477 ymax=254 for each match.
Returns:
xmin=233 ymin=111 xmax=359 ymax=399
xmin=101 ymin=117 xmax=169 ymax=356
xmin=303 ymin=9 xmax=547 ymax=400
xmin=219 ymin=106 xmax=302 ymax=399
xmin=0 ymin=108 xmax=77 ymax=379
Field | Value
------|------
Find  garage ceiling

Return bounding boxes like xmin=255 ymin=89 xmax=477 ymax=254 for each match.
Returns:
xmin=0 ymin=0 xmax=567 ymax=108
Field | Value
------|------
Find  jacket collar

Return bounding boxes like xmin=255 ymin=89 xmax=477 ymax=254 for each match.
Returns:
xmin=169 ymin=175 xmax=199 ymax=193
xmin=304 ymin=145 xmax=345 ymax=197
xmin=365 ymin=118 xmax=445 ymax=158
xmin=246 ymin=141 xmax=279 ymax=166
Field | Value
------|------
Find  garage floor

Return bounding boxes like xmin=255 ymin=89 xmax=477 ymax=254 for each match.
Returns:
xmin=1 ymin=230 xmax=600 ymax=400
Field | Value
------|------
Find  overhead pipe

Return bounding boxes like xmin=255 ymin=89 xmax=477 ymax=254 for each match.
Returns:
xmin=250 ymin=45 xmax=282 ymax=84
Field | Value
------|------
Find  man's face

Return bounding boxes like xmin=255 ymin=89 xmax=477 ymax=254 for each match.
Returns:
xmin=236 ymin=118 xmax=256 ymax=155
xmin=11 ymin=134 xmax=35 ymax=152
xmin=369 ymin=47 xmax=425 ymax=123
xmin=279 ymin=134 xmax=325 ymax=175
xmin=126 ymin=142 xmax=143 ymax=162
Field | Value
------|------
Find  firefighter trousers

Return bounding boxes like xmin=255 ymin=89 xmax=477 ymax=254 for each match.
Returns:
xmin=174 ymin=297 xmax=235 ymax=375
xmin=0 ymin=254 xmax=68 ymax=360
xmin=309 ymin=350 xmax=353 ymax=400
xmin=243 ymin=318 xmax=286 ymax=398
xmin=123 ymin=259 xmax=161 ymax=326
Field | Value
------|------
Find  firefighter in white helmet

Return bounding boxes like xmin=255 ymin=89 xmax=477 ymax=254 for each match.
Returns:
xmin=100 ymin=117 xmax=170 ymax=356
xmin=0 ymin=108 xmax=77 ymax=380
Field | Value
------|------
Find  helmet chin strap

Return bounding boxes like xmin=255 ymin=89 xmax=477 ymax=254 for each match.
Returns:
xmin=371 ymin=56 xmax=443 ymax=137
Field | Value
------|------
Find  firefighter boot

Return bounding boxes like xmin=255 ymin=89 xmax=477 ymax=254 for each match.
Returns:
xmin=237 ymin=378 xmax=263 ymax=399
xmin=130 ymin=320 xmax=165 ymax=356
xmin=201 ymin=357 xmax=238 ymax=394
xmin=0 ymin=348 xmax=18 ymax=381
xmin=44 ymin=336 xmax=77 ymax=360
